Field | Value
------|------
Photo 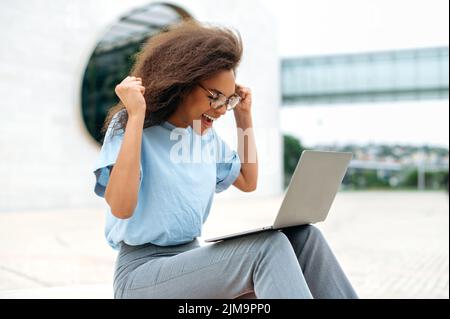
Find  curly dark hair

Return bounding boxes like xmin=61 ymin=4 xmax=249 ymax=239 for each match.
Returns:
xmin=101 ymin=19 xmax=243 ymax=139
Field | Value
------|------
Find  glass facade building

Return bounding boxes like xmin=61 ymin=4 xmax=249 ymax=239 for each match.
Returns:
xmin=282 ymin=47 xmax=449 ymax=105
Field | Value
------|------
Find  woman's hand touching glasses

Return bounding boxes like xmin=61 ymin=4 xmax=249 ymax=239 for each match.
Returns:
xmin=234 ymin=84 xmax=252 ymax=115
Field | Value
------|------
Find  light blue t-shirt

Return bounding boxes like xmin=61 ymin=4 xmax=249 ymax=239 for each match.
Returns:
xmin=93 ymin=110 xmax=241 ymax=250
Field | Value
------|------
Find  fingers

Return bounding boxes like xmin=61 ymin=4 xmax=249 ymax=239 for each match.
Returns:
xmin=124 ymin=76 xmax=143 ymax=84
xmin=236 ymin=84 xmax=250 ymax=92
xmin=132 ymin=82 xmax=145 ymax=93
xmin=122 ymin=76 xmax=145 ymax=93
xmin=236 ymin=84 xmax=251 ymax=99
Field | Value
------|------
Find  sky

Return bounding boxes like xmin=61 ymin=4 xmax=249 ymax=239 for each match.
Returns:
xmin=260 ymin=0 xmax=449 ymax=148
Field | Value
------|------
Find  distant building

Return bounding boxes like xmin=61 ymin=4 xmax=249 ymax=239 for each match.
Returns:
xmin=282 ymin=47 xmax=449 ymax=105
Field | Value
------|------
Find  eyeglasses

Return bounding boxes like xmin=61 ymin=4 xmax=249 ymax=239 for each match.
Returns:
xmin=198 ymin=83 xmax=241 ymax=111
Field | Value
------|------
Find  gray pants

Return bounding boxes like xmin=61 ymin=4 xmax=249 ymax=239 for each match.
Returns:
xmin=113 ymin=225 xmax=358 ymax=299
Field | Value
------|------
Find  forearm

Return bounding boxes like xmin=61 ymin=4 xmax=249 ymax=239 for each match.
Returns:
xmin=234 ymin=110 xmax=258 ymax=190
xmin=105 ymin=113 xmax=144 ymax=218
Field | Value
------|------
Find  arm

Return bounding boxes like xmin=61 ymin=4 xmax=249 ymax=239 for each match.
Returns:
xmin=104 ymin=76 xmax=146 ymax=219
xmin=233 ymin=85 xmax=258 ymax=192
xmin=104 ymin=113 xmax=145 ymax=219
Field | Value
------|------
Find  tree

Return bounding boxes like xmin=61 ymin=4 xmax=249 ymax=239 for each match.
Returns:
xmin=283 ymin=134 xmax=306 ymax=188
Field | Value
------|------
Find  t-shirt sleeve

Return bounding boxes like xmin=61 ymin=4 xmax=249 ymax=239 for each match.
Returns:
xmin=92 ymin=111 xmax=143 ymax=198
xmin=214 ymin=132 xmax=241 ymax=193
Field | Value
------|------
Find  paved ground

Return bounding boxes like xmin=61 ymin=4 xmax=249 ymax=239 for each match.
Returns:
xmin=0 ymin=191 xmax=448 ymax=299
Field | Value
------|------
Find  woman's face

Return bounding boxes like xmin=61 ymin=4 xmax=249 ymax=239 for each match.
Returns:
xmin=169 ymin=69 xmax=237 ymax=135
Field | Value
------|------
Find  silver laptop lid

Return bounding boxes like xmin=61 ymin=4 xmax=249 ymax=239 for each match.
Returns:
xmin=273 ymin=150 xmax=352 ymax=229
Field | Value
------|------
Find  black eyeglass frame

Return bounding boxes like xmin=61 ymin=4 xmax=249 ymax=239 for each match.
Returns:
xmin=198 ymin=83 xmax=241 ymax=111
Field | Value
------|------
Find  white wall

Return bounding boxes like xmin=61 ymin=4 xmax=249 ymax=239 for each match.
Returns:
xmin=0 ymin=0 xmax=281 ymax=211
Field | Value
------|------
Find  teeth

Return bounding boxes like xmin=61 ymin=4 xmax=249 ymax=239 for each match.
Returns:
xmin=203 ymin=114 xmax=217 ymax=121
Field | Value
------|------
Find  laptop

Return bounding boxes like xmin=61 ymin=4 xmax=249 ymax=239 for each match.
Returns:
xmin=204 ymin=150 xmax=353 ymax=243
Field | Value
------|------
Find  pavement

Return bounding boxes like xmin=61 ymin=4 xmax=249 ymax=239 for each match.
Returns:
xmin=0 ymin=191 xmax=448 ymax=299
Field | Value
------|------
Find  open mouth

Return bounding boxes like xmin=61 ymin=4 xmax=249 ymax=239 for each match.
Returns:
xmin=201 ymin=113 xmax=217 ymax=127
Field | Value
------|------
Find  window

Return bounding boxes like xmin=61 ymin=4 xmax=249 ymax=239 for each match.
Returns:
xmin=81 ymin=3 xmax=192 ymax=144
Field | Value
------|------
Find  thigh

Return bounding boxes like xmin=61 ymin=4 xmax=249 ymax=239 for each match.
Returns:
xmin=118 ymin=231 xmax=277 ymax=299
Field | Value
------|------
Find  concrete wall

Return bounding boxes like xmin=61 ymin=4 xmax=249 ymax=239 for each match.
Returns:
xmin=0 ymin=0 xmax=281 ymax=211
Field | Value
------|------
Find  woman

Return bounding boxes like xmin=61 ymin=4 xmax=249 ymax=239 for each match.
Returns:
xmin=93 ymin=19 xmax=358 ymax=299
